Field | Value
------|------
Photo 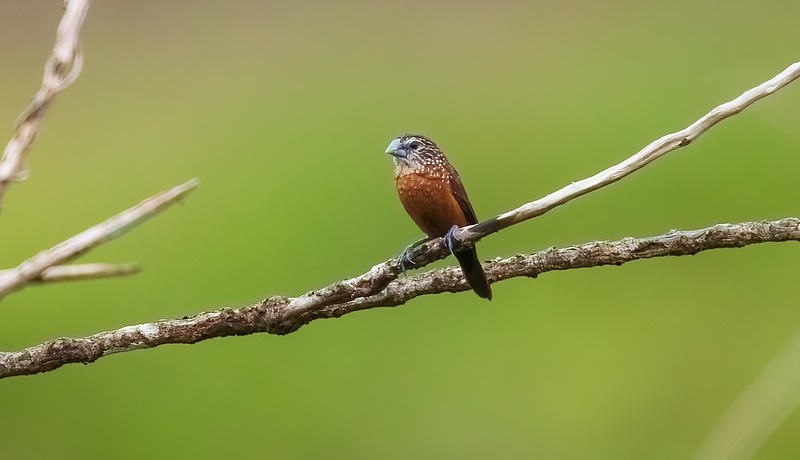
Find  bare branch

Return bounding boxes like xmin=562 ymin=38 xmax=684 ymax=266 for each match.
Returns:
xmin=0 ymin=263 xmax=140 ymax=283
xmin=0 ymin=178 xmax=199 ymax=300
xmin=0 ymin=0 xmax=91 ymax=208
xmin=0 ymin=2 xmax=193 ymax=297
xmin=460 ymin=62 xmax=800 ymax=239
xmin=38 ymin=263 xmax=140 ymax=281
xmin=2 ymin=218 xmax=797 ymax=379
xmin=295 ymin=63 xmax=800 ymax=313
xmin=293 ymin=218 xmax=800 ymax=331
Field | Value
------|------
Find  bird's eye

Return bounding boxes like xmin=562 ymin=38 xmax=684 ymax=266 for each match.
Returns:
xmin=409 ymin=141 xmax=422 ymax=151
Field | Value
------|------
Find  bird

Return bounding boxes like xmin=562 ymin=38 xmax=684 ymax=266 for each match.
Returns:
xmin=385 ymin=133 xmax=492 ymax=300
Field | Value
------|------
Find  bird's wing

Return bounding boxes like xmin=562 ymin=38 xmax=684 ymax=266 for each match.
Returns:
xmin=447 ymin=167 xmax=479 ymax=225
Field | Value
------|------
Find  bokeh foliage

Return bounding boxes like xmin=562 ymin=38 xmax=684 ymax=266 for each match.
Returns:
xmin=1 ymin=1 xmax=799 ymax=458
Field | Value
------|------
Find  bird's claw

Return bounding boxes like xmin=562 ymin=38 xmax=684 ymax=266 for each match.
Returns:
xmin=444 ymin=225 xmax=461 ymax=255
xmin=398 ymin=245 xmax=416 ymax=274
xmin=396 ymin=237 xmax=433 ymax=274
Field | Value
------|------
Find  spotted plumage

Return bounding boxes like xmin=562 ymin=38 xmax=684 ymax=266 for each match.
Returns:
xmin=385 ymin=134 xmax=492 ymax=300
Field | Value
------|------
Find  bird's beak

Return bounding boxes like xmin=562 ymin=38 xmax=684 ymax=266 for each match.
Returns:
xmin=385 ymin=138 xmax=407 ymax=158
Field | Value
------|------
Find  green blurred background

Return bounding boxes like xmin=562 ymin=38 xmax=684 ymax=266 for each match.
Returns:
xmin=1 ymin=1 xmax=799 ymax=458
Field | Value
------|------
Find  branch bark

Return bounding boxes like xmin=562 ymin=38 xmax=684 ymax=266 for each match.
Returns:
xmin=1 ymin=218 xmax=798 ymax=379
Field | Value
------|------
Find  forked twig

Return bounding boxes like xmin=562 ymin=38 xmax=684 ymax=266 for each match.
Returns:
xmin=0 ymin=179 xmax=198 ymax=300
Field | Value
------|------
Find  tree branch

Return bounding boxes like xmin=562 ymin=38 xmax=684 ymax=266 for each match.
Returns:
xmin=0 ymin=179 xmax=199 ymax=300
xmin=1 ymin=218 xmax=798 ymax=379
xmin=0 ymin=0 xmax=90 ymax=208
xmin=2 ymin=5 xmax=798 ymax=386
xmin=289 ymin=63 xmax=800 ymax=315
xmin=461 ymin=62 xmax=800 ymax=239
xmin=0 ymin=263 xmax=140 ymax=284
xmin=0 ymin=2 xmax=198 ymax=297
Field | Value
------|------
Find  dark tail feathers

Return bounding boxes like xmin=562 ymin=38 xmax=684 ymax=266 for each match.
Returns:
xmin=454 ymin=248 xmax=492 ymax=300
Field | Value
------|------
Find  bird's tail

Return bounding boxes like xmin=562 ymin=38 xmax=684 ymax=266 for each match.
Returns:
xmin=454 ymin=248 xmax=492 ymax=300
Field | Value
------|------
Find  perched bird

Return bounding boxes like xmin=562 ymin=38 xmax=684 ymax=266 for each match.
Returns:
xmin=385 ymin=134 xmax=492 ymax=300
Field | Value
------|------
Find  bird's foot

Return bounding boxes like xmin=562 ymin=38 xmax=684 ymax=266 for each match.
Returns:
xmin=397 ymin=237 xmax=432 ymax=273
xmin=398 ymin=245 xmax=416 ymax=273
xmin=444 ymin=225 xmax=461 ymax=255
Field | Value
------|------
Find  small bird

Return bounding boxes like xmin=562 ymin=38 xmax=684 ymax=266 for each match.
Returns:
xmin=385 ymin=134 xmax=492 ymax=300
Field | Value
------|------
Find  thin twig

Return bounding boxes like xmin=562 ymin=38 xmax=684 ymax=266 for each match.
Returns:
xmin=38 ymin=263 xmax=140 ymax=282
xmin=0 ymin=263 xmax=140 ymax=283
xmin=0 ymin=0 xmax=91 ymax=208
xmin=1 ymin=218 xmax=797 ymax=379
xmin=462 ymin=63 xmax=800 ymax=237
xmin=0 ymin=179 xmax=199 ymax=300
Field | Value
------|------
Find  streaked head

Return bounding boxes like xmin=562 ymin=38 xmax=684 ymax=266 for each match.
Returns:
xmin=385 ymin=134 xmax=445 ymax=169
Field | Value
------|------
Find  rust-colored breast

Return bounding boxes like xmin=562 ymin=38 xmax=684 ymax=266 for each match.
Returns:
xmin=394 ymin=172 xmax=470 ymax=238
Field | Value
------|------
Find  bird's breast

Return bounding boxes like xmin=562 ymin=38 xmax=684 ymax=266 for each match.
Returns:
xmin=394 ymin=171 xmax=469 ymax=238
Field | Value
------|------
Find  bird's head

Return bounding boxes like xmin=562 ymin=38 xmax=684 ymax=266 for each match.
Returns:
xmin=385 ymin=134 xmax=444 ymax=170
